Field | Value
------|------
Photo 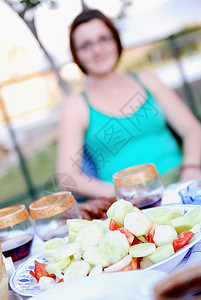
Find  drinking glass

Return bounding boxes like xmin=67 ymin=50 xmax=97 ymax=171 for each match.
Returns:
xmin=113 ymin=164 xmax=164 ymax=209
xmin=0 ymin=205 xmax=34 ymax=262
xmin=179 ymin=179 xmax=201 ymax=205
xmin=29 ymin=192 xmax=81 ymax=241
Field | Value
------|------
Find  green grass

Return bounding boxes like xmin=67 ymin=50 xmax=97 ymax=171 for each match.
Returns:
xmin=0 ymin=142 xmax=58 ymax=208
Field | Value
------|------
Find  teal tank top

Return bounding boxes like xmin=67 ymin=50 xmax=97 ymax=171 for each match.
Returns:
xmin=82 ymin=73 xmax=183 ymax=184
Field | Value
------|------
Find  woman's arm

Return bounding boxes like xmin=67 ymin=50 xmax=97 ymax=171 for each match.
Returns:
xmin=57 ymin=94 xmax=115 ymax=198
xmin=139 ymin=71 xmax=201 ymax=182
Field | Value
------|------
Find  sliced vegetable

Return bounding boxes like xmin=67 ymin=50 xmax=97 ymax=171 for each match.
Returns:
xmin=107 ymin=199 xmax=135 ymax=226
xmin=41 ymin=238 xmax=67 ymax=260
xmin=64 ymin=260 xmax=90 ymax=282
xmin=153 ymin=225 xmax=177 ymax=246
xmin=104 ymin=255 xmax=132 ymax=273
xmin=144 ymin=207 xmax=173 ymax=225
xmin=118 ymin=227 xmax=134 ymax=246
xmin=124 ymin=212 xmax=152 ymax=236
xmin=45 ymin=257 xmax=71 ymax=274
xmin=172 ymin=231 xmax=194 ymax=252
xmin=144 ymin=223 xmax=157 ymax=243
xmin=39 ymin=276 xmax=55 ymax=290
xmin=168 ymin=215 xmax=192 ymax=234
xmin=66 ymin=219 xmax=91 ymax=232
xmin=98 ymin=231 xmax=129 ymax=264
xmin=129 ymin=243 xmax=156 ymax=257
xmin=89 ymin=264 xmax=103 ymax=276
xmin=185 ymin=206 xmax=201 ymax=226
xmin=53 ymin=242 xmax=80 ymax=261
xmin=109 ymin=218 xmax=121 ymax=231
xmin=140 ymin=257 xmax=153 ymax=269
xmin=29 ymin=260 xmax=56 ymax=281
xmin=147 ymin=244 xmax=175 ymax=264
xmin=76 ymin=224 xmax=104 ymax=251
xmin=83 ymin=246 xmax=108 ymax=267
xmin=190 ymin=223 xmax=201 ymax=234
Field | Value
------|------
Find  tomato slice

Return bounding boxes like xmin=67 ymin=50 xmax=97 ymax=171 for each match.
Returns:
xmin=57 ymin=278 xmax=64 ymax=284
xmin=172 ymin=231 xmax=194 ymax=252
xmin=119 ymin=227 xmax=134 ymax=246
xmin=29 ymin=260 xmax=56 ymax=281
xmin=144 ymin=223 xmax=157 ymax=243
xmin=109 ymin=218 xmax=121 ymax=231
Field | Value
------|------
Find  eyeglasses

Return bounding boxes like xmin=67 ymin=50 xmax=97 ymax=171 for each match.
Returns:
xmin=75 ymin=35 xmax=114 ymax=52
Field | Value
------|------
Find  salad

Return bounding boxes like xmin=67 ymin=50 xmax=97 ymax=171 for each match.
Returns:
xmin=30 ymin=200 xmax=201 ymax=290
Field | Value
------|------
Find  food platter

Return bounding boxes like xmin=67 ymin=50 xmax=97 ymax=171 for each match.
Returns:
xmin=10 ymin=205 xmax=201 ymax=298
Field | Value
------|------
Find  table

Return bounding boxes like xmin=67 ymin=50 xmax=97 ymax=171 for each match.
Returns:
xmin=10 ymin=181 xmax=201 ymax=299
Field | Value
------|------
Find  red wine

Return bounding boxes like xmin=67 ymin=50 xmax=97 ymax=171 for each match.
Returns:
xmin=1 ymin=234 xmax=33 ymax=262
xmin=124 ymin=194 xmax=162 ymax=209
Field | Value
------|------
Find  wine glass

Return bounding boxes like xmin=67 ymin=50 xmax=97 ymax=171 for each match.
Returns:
xmin=113 ymin=164 xmax=164 ymax=209
xmin=29 ymin=192 xmax=81 ymax=241
xmin=0 ymin=205 xmax=34 ymax=262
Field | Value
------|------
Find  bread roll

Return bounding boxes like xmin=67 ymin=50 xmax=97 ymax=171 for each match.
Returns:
xmin=0 ymin=243 xmax=9 ymax=300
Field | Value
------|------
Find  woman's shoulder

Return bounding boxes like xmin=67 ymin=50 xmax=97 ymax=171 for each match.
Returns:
xmin=61 ymin=92 xmax=89 ymax=126
xmin=135 ymin=70 xmax=164 ymax=92
xmin=62 ymin=92 xmax=88 ymax=112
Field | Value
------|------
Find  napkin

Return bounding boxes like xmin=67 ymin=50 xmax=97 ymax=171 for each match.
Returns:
xmin=176 ymin=239 xmax=201 ymax=270
xmin=162 ymin=181 xmax=193 ymax=206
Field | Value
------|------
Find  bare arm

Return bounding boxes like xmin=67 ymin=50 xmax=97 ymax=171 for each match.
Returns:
xmin=139 ymin=71 xmax=201 ymax=181
xmin=57 ymin=94 xmax=114 ymax=198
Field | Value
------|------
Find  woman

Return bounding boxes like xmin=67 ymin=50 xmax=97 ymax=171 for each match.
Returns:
xmin=57 ymin=9 xmax=201 ymax=198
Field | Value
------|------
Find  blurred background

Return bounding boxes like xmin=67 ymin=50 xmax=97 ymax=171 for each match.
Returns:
xmin=0 ymin=0 xmax=201 ymax=208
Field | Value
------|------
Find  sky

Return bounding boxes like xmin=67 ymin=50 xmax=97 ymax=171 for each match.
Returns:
xmin=0 ymin=0 xmax=201 ymax=69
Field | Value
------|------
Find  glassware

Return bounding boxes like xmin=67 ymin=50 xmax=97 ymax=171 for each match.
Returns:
xmin=29 ymin=192 xmax=81 ymax=241
xmin=179 ymin=179 xmax=201 ymax=205
xmin=0 ymin=205 xmax=34 ymax=262
xmin=113 ymin=164 xmax=164 ymax=209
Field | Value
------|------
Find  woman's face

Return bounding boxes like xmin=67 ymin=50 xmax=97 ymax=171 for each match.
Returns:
xmin=73 ymin=19 xmax=119 ymax=76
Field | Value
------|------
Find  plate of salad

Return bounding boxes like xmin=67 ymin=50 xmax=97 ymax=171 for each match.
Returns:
xmin=10 ymin=202 xmax=201 ymax=297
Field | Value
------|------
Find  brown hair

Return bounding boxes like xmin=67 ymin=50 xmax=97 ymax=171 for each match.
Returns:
xmin=69 ymin=9 xmax=123 ymax=74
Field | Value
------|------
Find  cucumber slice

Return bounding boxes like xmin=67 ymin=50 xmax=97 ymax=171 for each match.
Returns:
xmin=124 ymin=212 xmax=152 ymax=236
xmin=98 ymin=231 xmax=129 ymax=265
xmin=140 ymin=257 xmax=153 ymax=269
xmin=102 ymin=218 xmax=111 ymax=234
xmin=89 ymin=264 xmax=103 ymax=276
xmin=41 ymin=238 xmax=67 ymax=260
xmin=104 ymin=255 xmax=132 ymax=273
xmin=147 ymin=244 xmax=174 ymax=264
xmin=137 ymin=236 xmax=149 ymax=243
xmin=64 ymin=260 xmax=90 ymax=282
xmin=91 ymin=219 xmax=104 ymax=232
xmin=190 ymin=223 xmax=201 ymax=235
xmin=39 ymin=277 xmax=55 ymax=290
xmin=76 ymin=224 xmax=104 ymax=251
xmin=129 ymin=243 xmax=156 ymax=257
xmin=144 ymin=207 xmax=173 ymax=225
xmin=186 ymin=206 xmax=201 ymax=226
xmin=68 ymin=231 xmax=77 ymax=243
xmin=67 ymin=219 xmax=91 ymax=232
xmin=45 ymin=257 xmax=71 ymax=274
xmin=73 ymin=250 xmax=83 ymax=260
xmin=168 ymin=215 xmax=193 ymax=234
xmin=107 ymin=199 xmax=135 ymax=226
xmin=53 ymin=242 xmax=80 ymax=262
xmin=153 ymin=225 xmax=177 ymax=246
xmin=83 ymin=246 xmax=108 ymax=267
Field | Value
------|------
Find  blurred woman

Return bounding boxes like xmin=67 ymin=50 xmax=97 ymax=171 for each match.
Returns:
xmin=57 ymin=9 xmax=201 ymax=198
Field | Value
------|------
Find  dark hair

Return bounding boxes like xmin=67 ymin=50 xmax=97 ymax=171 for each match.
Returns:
xmin=69 ymin=9 xmax=123 ymax=74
